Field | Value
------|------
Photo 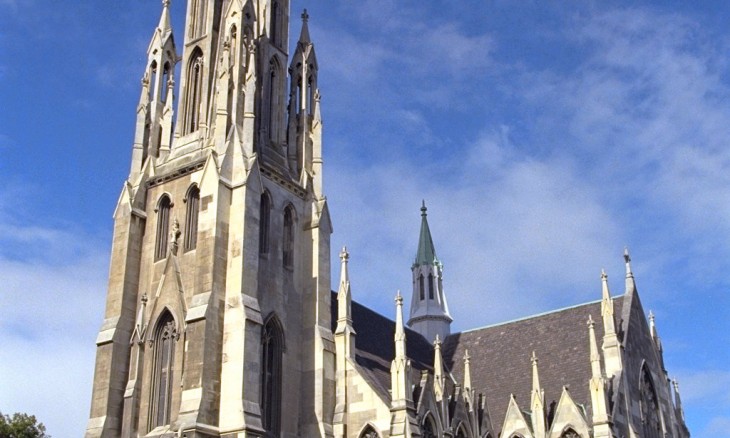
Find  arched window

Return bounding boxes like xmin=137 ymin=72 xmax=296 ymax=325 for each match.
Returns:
xmin=359 ymin=425 xmax=379 ymax=438
xmin=184 ymin=49 xmax=204 ymax=134
xmin=640 ymin=366 xmax=662 ymax=438
xmin=419 ymin=274 xmax=425 ymax=301
xmin=560 ymin=428 xmax=581 ymax=438
xmin=184 ymin=186 xmax=200 ymax=251
xmin=456 ymin=426 xmax=468 ymax=438
xmin=150 ymin=311 xmax=176 ymax=428
xmin=259 ymin=193 xmax=271 ymax=255
xmin=162 ymin=62 xmax=171 ymax=103
xmin=149 ymin=60 xmax=158 ymax=101
xmin=422 ymin=415 xmax=437 ymax=438
xmin=283 ymin=206 xmax=294 ymax=268
xmin=428 ymin=273 xmax=435 ymax=299
xmin=261 ymin=315 xmax=284 ymax=436
xmin=155 ymin=195 xmax=172 ymax=260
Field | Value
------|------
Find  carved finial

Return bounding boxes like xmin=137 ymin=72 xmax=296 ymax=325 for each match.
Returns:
xmin=464 ymin=349 xmax=471 ymax=362
xmin=141 ymin=293 xmax=148 ymax=305
xmin=531 ymin=350 xmax=538 ymax=365
xmin=434 ymin=334 xmax=441 ymax=347
xmin=649 ymin=310 xmax=655 ymax=324
xmin=587 ymin=314 xmax=594 ymax=328
xmin=601 ymin=268 xmax=607 ymax=281
xmin=162 ymin=0 xmax=170 ymax=7
xmin=421 ymin=199 xmax=427 ymax=216
xmin=340 ymin=246 xmax=349 ymax=262
xmin=142 ymin=71 xmax=150 ymax=86
xmin=301 ymin=8 xmax=309 ymax=23
xmin=395 ymin=289 xmax=403 ymax=306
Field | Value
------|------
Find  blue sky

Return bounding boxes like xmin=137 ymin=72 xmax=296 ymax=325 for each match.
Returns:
xmin=1 ymin=1 xmax=729 ymax=437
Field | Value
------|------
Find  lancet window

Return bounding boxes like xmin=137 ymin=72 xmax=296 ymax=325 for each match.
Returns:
xmin=428 ymin=273 xmax=435 ymax=299
xmin=150 ymin=311 xmax=176 ymax=428
xmin=184 ymin=49 xmax=204 ymax=134
xmin=283 ymin=206 xmax=294 ymax=268
xmin=560 ymin=428 xmax=581 ymax=438
xmin=155 ymin=195 xmax=172 ymax=260
xmin=261 ymin=315 xmax=284 ymax=436
xmin=640 ymin=366 xmax=663 ymax=438
xmin=419 ymin=274 xmax=425 ymax=300
xmin=259 ymin=193 xmax=271 ymax=254
xmin=359 ymin=426 xmax=379 ymax=438
xmin=184 ymin=185 xmax=200 ymax=251
xmin=422 ymin=415 xmax=437 ymax=438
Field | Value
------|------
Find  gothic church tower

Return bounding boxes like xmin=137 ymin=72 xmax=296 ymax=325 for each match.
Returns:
xmin=86 ymin=1 xmax=334 ymax=436
xmin=407 ymin=202 xmax=452 ymax=343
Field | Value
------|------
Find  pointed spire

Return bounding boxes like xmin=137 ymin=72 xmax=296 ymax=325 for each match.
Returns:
xmin=433 ymin=335 xmax=444 ymax=402
xmin=415 ymin=200 xmax=438 ymax=266
xmin=600 ymin=269 xmax=616 ymax=335
xmin=649 ymin=311 xmax=663 ymax=354
xmin=530 ymin=351 xmax=546 ymax=438
xmin=588 ymin=315 xmax=601 ymax=378
xmin=673 ymin=379 xmax=685 ymax=420
xmin=336 ymin=247 xmax=353 ymax=328
xmin=588 ymin=314 xmax=611 ymax=434
xmin=463 ymin=349 xmax=472 ymax=394
xmin=158 ymin=0 xmax=173 ymax=36
xmin=394 ymin=291 xmax=406 ymax=358
xmin=624 ymin=247 xmax=636 ymax=294
xmin=298 ymin=9 xmax=311 ymax=44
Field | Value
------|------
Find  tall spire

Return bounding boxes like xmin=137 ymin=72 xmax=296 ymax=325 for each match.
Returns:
xmin=158 ymin=0 xmax=173 ymax=37
xmin=415 ymin=201 xmax=437 ymax=266
xmin=298 ymin=9 xmax=311 ymax=43
xmin=408 ymin=202 xmax=452 ymax=343
xmin=624 ymin=247 xmax=636 ymax=295
xmin=390 ymin=291 xmax=418 ymax=438
xmin=588 ymin=315 xmax=612 ymax=437
xmin=530 ymin=351 xmax=546 ymax=438
xmin=600 ymin=269 xmax=623 ymax=377
xmin=335 ymin=247 xmax=355 ymax=357
xmin=673 ymin=379 xmax=685 ymax=421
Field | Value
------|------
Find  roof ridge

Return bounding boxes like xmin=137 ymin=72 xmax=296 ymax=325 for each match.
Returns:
xmin=455 ymin=294 xmax=625 ymax=335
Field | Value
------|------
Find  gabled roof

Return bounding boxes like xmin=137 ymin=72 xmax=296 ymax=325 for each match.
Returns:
xmin=441 ymin=297 xmax=624 ymax=434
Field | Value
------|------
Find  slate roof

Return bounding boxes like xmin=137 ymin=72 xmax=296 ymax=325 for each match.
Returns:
xmin=331 ymin=290 xmax=625 ymax=434
xmin=442 ymin=297 xmax=624 ymax=434
xmin=330 ymin=292 xmax=435 ymax=400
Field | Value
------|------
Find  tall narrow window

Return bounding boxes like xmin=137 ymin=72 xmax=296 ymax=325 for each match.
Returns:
xmin=161 ymin=62 xmax=171 ymax=103
xmin=149 ymin=61 xmax=158 ymax=101
xmin=150 ymin=311 xmax=176 ymax=428
xmin=184 ymin=186 xmax=200 ymax=251
xmin=259 ymin=193 xmax=271 ymax=254
xmin=185 ymin=49 xmax=204 ymax=134
xmin=155 ymin=195 xmax=172 ymax=260
xmin=267 ymin=60 xmax=279 ymax=140
xmin=419 ymin=274 xmax=425 ymax=301
xmin=261 ymin=316 xmax=284 ymax=436
xmin=428 ymin=273 xmax=434 ymax=299
xmin=640 ymin=367 xmax=662 ymax=438
xmin=283 ymin=206 xmax=294 ymax=268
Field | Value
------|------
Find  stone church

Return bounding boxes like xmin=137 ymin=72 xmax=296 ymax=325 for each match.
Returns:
xmin=85 ymin=1 xmax=691 ymax=437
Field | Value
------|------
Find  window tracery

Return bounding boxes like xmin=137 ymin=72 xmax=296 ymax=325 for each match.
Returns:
xmin=560 ymin=428 xmax=580 ymax=438
xmin=422 ymin=416 xmax=437 ymax=438
xmin=640 ymin=367 xmax=662 ymax=438
xmin=359 ymin=426 xmax=379 ymax=438
xmin=261 ymin=316 xmax=283 ymax=436
xmin=150 ymin=312 xmax=176 ymax=428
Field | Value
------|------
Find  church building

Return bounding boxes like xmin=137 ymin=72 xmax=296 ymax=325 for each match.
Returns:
xmin=85 ymin=1 xmax=691 ymax=437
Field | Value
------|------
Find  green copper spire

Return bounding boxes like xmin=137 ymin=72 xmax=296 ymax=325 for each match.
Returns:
xmin=415 ymin=200 xmax=438 ymax=266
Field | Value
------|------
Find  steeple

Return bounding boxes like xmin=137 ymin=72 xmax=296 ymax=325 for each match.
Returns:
xmin=600 ymin=269 xmax=622 ymax=377
xmin=530 ymin=352 xmax=546 ymax=438
xmin=407 ymin=201 xmax=452 ymax=343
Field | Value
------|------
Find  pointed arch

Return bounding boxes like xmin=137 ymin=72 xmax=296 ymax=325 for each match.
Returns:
xmin=422 ymin=413 xmax=438 ymax=438
xmin=261 ymin=313 xmax=285 ymax=436
xmin=183 ymin=47 xmax=204 ymax=134
xmin=161 ymin=61 xmax=172 ymax=103
xmin=265 ymin=56 xmax=283 ymax=142
xmin=640 ymin=364 xmax=663 ymax=438
xmin=358 ymin=423 xmax=381 ymax=438
xmin=559 ymin=427 xmax=581 ymax=438
xmin=184 ymin=185 xmax=200 ymax=251
xmin=155 ymin=194 xmax=172 ymax=260
xmin=282 ymin=204 xmax=295 ymax=268
xmin=149 ymin=309 xmax=177 ymax=428
xmin=428 ymin=272 xmax=435 ymax=299
xmin=455 ymin=423 xmax=469 ymax=438
xmin=259 ymin=191 xmax=272 ymax=255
